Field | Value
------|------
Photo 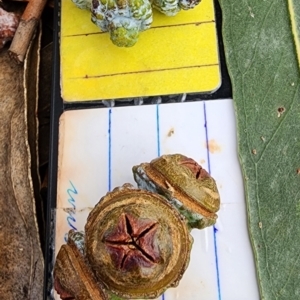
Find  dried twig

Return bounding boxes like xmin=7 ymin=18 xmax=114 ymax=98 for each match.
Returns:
xmin=8 ymin=0 xmax=47 ymax=63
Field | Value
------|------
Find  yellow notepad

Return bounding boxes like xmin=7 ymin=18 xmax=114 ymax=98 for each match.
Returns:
xmin=60 ymin=0 xmax=221 ymax=102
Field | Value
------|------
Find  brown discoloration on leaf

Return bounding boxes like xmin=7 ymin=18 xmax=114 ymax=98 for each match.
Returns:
xmin=277 ymin=106 xmax=285 ymax=117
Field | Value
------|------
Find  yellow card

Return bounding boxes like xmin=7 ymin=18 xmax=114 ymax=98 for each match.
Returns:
xmin=61 ymin=0 xmax=221 ymax=101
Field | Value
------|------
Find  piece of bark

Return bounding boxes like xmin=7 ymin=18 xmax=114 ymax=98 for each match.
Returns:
xmin=0 ymin=29 xmax=44 ymax=300
xmin=8 ymin=0 xmax=47 ymax=63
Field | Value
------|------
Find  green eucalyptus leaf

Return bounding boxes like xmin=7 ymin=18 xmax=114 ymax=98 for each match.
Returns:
xmin=218 ymin=0 xmax=300 ymax=299
xmin=289 ymin=0 xmax=300 ymax=65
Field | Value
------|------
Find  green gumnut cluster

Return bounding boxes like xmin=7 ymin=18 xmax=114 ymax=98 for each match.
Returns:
xmin=152 ymin=0 xmax=201 ymax=16
xmin=71 ymin=0 xmax=201 ymax=47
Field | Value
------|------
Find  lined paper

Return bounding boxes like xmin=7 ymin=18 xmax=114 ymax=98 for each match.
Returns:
xmin=60 ymin=0 xmax=221 ymax=101
xmin=54 ymin=100 xmax=259 ymax=299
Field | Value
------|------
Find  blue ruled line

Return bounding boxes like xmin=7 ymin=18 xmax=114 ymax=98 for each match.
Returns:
xmin=108 ymin=108 xmax=112 ymax=192
xmin=203 ymin=101 xmax=221 ymax=300
xmin=156 ymin=104 xmax=161 ymax=156
xmin=156 ymin=104 xmax=165 ymax=300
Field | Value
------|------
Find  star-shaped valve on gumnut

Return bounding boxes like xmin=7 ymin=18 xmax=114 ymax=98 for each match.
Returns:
xmin=104 ymin=213 xmax=160 ymax=271
xmin=83 ymin=184 xmax=194 ymax=299
xmin=179 ymin=157 xmax=210 ymax=180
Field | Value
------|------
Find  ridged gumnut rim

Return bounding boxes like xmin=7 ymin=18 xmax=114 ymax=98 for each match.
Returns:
xmin=85 ymin=184 xmax=193 ymax=299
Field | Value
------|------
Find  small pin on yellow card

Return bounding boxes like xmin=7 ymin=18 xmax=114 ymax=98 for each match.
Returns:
xmin=60 ymin=0 xmax=221 ymax=102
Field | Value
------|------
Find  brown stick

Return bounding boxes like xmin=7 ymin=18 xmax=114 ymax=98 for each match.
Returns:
xmin=8 ymin=0 xmax=47 ymax=63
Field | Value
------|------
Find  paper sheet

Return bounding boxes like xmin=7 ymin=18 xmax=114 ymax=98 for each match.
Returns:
xmin=54 ymin=99 xmax=260 ymax=299
xmin=60 ymin=0 xmax=221 ymax=101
